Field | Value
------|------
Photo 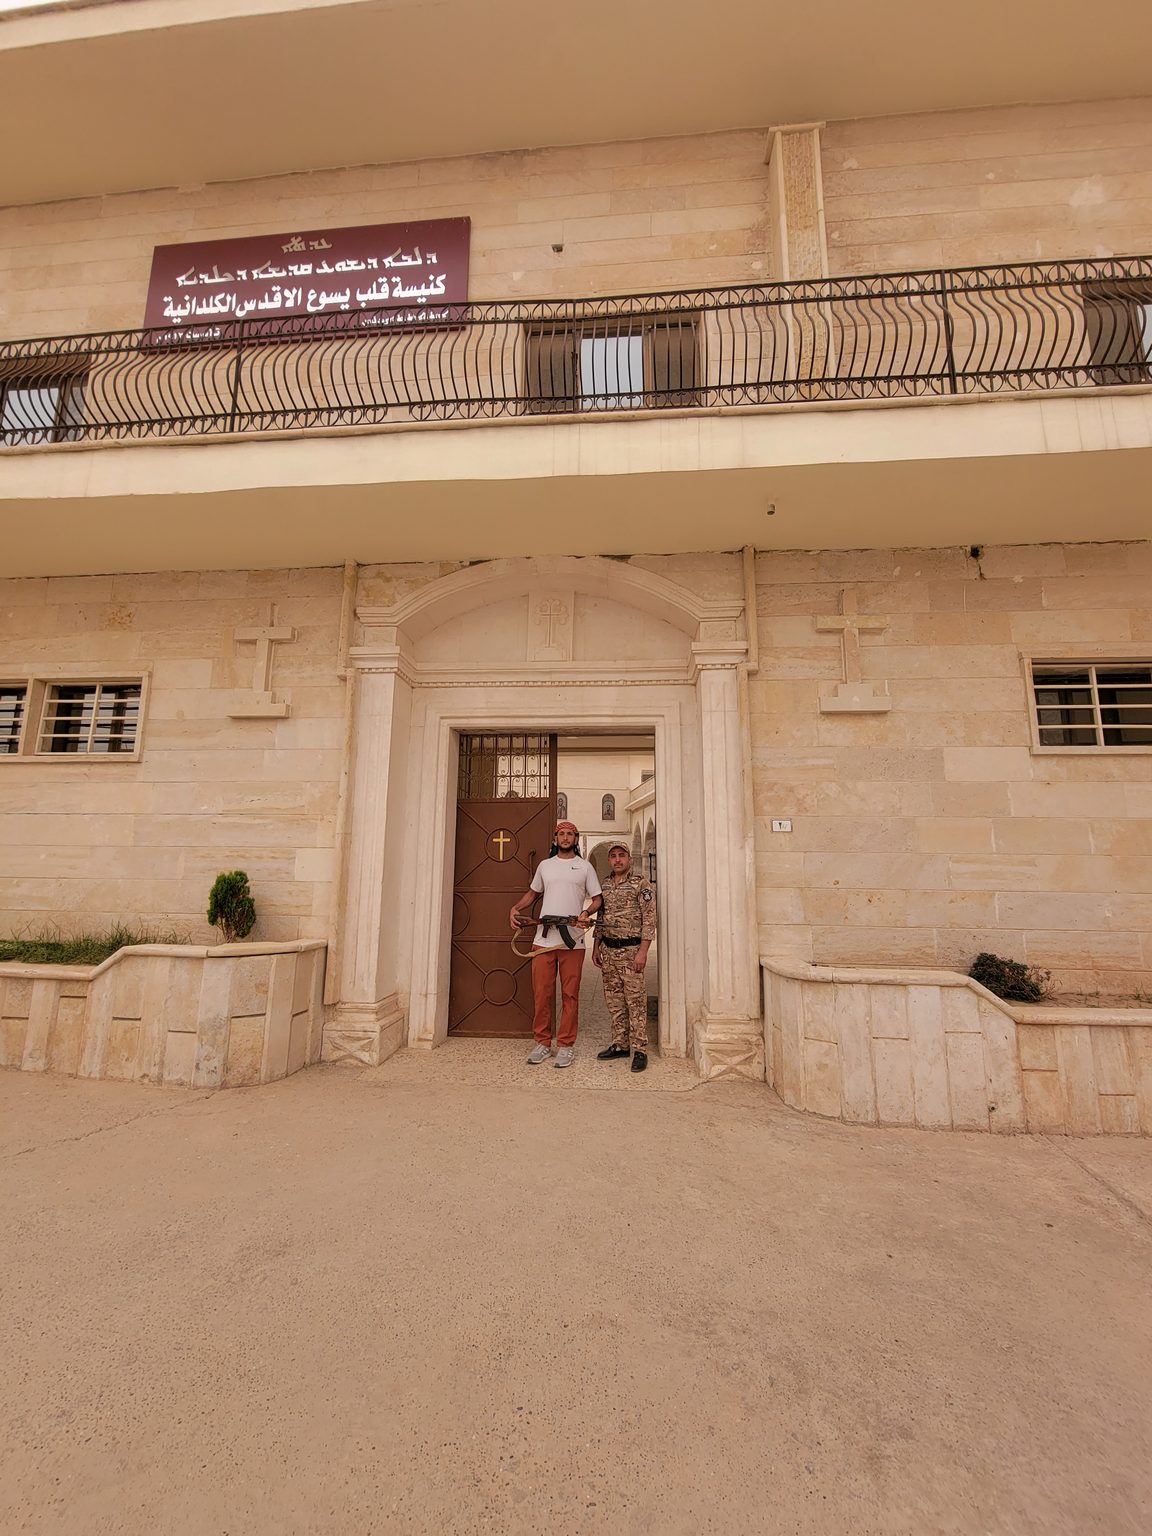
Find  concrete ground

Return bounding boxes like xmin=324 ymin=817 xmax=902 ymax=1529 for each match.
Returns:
xmin=2 ymin=1054 xmax=1151 ymax=1536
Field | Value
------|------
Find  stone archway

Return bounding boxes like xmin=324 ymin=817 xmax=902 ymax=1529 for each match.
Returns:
xmin=327 ymin=555 xmax=762 ymax=1080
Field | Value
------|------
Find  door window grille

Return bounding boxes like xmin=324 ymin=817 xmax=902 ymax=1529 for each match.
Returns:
xmin=458 ymin=733 xmax=553 ymax=799
xmin=1031 ymin=661 xmax=1152 ymax=747
xmin=37 ymin=682 xmax=142 ymax=755
xmin=0 ymin=685 xmax=26 ymax=754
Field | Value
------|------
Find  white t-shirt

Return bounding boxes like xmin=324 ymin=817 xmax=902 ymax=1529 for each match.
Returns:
xmin=529 ymin=855 xmax=602 ymax=950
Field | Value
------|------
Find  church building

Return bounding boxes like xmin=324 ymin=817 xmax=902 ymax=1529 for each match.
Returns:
xmin=2 ymin=0 xmax=1150 ymax=1134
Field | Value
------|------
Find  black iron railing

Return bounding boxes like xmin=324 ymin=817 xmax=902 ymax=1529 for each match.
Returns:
xmin=1 ymin=256 xmax=1150 ymax=445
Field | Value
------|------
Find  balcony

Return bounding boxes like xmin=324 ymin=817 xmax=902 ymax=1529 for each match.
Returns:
xmin=3 ymin=258 xmax=1152 ymax=576
xmin=4 ymin=257 xmax=1152 ymax=445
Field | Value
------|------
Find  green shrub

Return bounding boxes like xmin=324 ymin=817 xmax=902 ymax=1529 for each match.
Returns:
xmin=969 ymin=951 xmax=1051 ymax=1004
xmin=0 ymin=923 xmax=183 ymax=966
xmin=207 ymin=870 xmax=256 ymax=944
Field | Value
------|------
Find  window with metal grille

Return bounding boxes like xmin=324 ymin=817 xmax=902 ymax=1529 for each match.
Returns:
xmin=0 ymin=371 xmax=87 ymax=445
xmin=37 ymin=682 xmax=142 ymax=755
xmin=457 ymin=733 xmax=553 ymax=799
xmin=0 ymin=685 xmax=26 ymax=754
xmin=1083 ymin=283 xmax=1152 ymax=385
xmin=525 ymin=317 xmax=698 ymax=413
xmin=1031 ymin=661 xmax=1152 ymax=748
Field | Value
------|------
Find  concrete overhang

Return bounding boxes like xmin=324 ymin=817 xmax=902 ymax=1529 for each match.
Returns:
xmin=2 ymin=0 xmax=1152 ymax=206
xmin=2 ymin=392 xmax=1150 ymax=575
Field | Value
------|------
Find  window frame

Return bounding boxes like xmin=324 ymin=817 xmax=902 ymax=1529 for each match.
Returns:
xmin=0 ymin=368 xmax=88 ymax=445
xmin=523 ymin=314 xmax=700 ymax=414
xmin=0 ymin=669 xmax=149 ymax=763
xmin=1081 ymin=280 xmax=1152 ymax=386
xmin=0 ymin=681 xmax=30 ymax=756
xmin=1024 ymin=652 xmax=1152 ymax=754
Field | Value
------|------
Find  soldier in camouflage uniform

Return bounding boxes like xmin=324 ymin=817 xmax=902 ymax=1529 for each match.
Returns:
xmin=593 ymin=843 xmax=657 ymax=1073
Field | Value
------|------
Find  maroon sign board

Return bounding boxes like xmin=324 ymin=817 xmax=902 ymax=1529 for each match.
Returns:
xmin=144 ymin=217 xmax=470 ymax=337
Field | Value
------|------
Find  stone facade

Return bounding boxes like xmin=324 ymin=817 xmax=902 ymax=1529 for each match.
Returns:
xmin=823 ymin=96 xmax=1152 ymax=273
xmin=0 ymin=566 xmax=347 ymax=941
xmin=749 ymin=541 xmax=1152 ymax=1000
xmin=2 ymin=83 xmax=1151 ymax=1123
xmin=2 ymin=541 xmax=1149 ymax=1006
xmin=3 ymin=97 xmax=1152 ymax=342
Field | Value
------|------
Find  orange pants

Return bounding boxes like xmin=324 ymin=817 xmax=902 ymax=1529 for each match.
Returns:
xmin=531 ymin=946 xmax=585 ymax=1047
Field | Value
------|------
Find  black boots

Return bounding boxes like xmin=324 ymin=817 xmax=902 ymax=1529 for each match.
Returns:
xmin=597 ymin=1044 xmax=648 ymax=1071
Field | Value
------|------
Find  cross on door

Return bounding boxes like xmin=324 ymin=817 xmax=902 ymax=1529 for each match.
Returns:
xmin=489 ymin=830 xmax=514 ymax=861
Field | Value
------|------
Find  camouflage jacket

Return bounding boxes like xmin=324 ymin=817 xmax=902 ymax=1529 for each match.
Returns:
xmin=597 ymin=871 xmax=656 ymax=942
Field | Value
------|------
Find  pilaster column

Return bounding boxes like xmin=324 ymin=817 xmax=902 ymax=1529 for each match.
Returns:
xmin=692 ymin=639 xmax=764 ymax=1082
xmin=323 ymin=633 xmax=411 ymax=1066
xmin=765 ymin=122 xmax=828 ymax=281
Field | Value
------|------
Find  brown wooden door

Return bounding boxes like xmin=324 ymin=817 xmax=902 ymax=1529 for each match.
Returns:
xmin=448 ymin=733 xmax=557 ymax=1038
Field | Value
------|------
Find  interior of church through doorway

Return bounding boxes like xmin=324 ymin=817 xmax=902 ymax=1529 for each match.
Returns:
xmin=447 ymin=730 xmax=658 ymax=1050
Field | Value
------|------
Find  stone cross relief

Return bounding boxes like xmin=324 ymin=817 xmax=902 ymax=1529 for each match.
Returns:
xmin=814 ymin=589 xmax=892 ymax=713
xmin=527 ymin=591 xmax=574 ymax=662
xmin=229 ymin=602 xmax=295 ymax=719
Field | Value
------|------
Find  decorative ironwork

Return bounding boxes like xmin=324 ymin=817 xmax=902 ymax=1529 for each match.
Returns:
xmin=457 ymin=733 xmax=552 ymax=800
xmin=2 ymin=256 xmax=1151 ymax=445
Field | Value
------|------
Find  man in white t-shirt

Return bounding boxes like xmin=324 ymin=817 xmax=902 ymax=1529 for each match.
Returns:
xmin=509 ymin=820 xmax=602 ymax=1068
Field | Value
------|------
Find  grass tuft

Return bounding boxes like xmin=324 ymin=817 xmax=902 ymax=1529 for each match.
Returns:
xmin=0 ymin=923 xmax=187 ymax=966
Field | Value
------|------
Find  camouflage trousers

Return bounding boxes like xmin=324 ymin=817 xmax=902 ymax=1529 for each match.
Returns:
xmin=600 ymin=943 xmax=649 ymax=1051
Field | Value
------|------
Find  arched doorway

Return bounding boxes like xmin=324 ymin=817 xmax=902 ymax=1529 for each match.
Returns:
xmin=329 ymin=555 xmax=761 ymax=1079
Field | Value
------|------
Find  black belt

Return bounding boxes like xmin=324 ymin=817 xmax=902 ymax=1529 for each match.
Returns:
xmin=539 ymin=915 xmax=581 ymax=949
xmin=599 ymin=934 xmax=642 ymax=949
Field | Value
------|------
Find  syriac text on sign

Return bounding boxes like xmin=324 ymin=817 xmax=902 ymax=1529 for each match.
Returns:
xmin=144 ymin=218 xmax=470 ymax=336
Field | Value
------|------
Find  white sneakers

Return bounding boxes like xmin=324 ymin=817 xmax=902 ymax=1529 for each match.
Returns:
xmin=526 ymin=1043 xmax=576 ymax=1068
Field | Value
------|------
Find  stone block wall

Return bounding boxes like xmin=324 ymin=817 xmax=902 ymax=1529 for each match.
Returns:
xmin=0 ymin=566 xmax=347 ymax=940
xmin=0 ymin=130 xmax=774 ymax=340
xmin=2 ymin=98 xmax=1151 ymax=342
xmin=822 ymin=96 xmax=1152 ymax=273
xmin=764 ymin=959 xmax=1152 ymax=1135
xmin=0 ymin=940 xmax=326 ymax=1087
xmin=750 ymin=540 xmax=1152 ymax=999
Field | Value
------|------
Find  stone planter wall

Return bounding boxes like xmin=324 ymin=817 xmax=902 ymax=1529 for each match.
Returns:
xmin=763 ymin=958 xmax=1152 ymax=1136
xmin=0 ymin=941 xmax=326 ymax=1089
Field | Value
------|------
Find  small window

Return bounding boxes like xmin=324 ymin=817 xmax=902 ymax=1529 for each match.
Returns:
xmin=525 ymin=317 xmax=698 ymax=413
xmin=0 ymin=372 xmax=87 ymax=445
xmin=37 ymin=682 xmax=142 ymax=756
xmin=601 ymin=793 xmax=615 ymax=821
xmin=1031 ymin=661 xmax=1152 ymax=749
xmin=0 ymin=685 xmax=27 ymax=754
